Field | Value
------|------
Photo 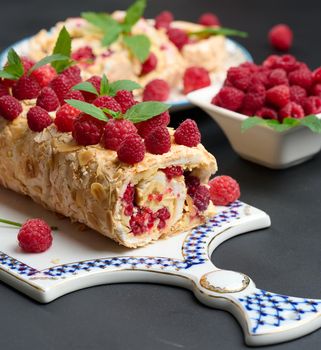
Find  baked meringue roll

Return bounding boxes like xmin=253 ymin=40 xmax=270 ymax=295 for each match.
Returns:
xmin=0 ymin=117 xmax=217 ymax=248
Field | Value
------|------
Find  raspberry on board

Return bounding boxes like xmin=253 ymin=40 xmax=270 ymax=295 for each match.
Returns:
xmin=266 ymin=84 xmax=290 ymax=108
xmin=141 ymin=52 xmax=158 ymax=75
xmin=27 ymin=106 xmax=53 ymax=132
xmin=72 ymin=113 xmax=105 ymax=146
xmin=0 ymin=95 xmax=22 ymax=121
xmin=198 ymin=12 xmax=220 ymax=26
xmin=193 ymin=185 xmax=210 ymax=212
xmin=174 ymin=118 xmax=201 ymax=147
xmin=268 ymin=24 xmax=293 ymax=51
xmin=155 ymin=11 xmax=174 ymax=30
xmin=36 ymin=87 xmax=60 ymax=112
xmin=167 ymin=28 xmax=189 ymax=50
xmin=31 ymin=65 xmax=57 ymax=88
xmin=143 ymin=79 xmax=170 ymax=102
xmin=183 ymin=66 xmax=211 ymax=94
xmin=136 ymin=111 xmax=170 ymax=138
xmin=117 ymin=134 xmax=146 ymax=164
xmin=17 ymin=218 xmax=52 ymax=253
xmin=145 ymin=126 xmax=171 ymax=155
xmin=12 ymin=75 xmax=41 ymax=100
xmin=279 ymin=102 xmax=304 ymax=121
xmin=114 ymin=90 xmax=136 ymax=113
xmin=209 ymin=175 xmax=241 ymax=206
xmin=212 ymin=86 xmax=245 ymax=112
xmin=54 ymin=104 xmax=81 ymax=132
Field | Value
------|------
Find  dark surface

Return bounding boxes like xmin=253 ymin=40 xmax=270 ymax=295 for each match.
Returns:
xmin=1 ymin=1 xmax=321 ymax=349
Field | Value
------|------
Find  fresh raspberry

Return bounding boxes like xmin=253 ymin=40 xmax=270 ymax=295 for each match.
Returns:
xmin=266 ymin=84 xmax=290 ymax=108
xmin=101 ymin=119 xmax=137 ymax=151
xmin=145 ymin=126 xmax=171 ymax=155
xmin=242 ymin=84 xmax=266 ymax=115
xmin=290 ymin=85 xmax=307 ymax=104
xmin=167 ymin=28 xmax=189 ymax=50
xmin=63 ymin=89 xmax=85 ymax=103
xmin=54 ymin=104 xmax=81 ymax=132
xmin=72 ymin=113 xmax=105 ymax=146
xmin=71 ymin=46 xmax=95 ymax=64
xmin=274 ymin=55 xmax=298 ymax=72
xmin=50 ymin=74 xmax=73 ymax=104
xmin=21 ymin=57 xmax=35 ymax=73
xmin=312 ymin=67 xmax=321 ymax=84
xmin=93 ymin=96 xmax=122 ymax=118
xmin=310 ymin=84 xmax=321 ymax=97
xmin=36 ymin=87 xmax=60 ymax=112
xmin=250 ymin=70 xmax=269 ymax=88
xmin=255 ymin=107 xmax=278 ymax=120
xmin=0 ymin=81 xmax=9 ymax=97
xmin=262 ymin=55 xmax=280 ymax=69
xmin=27 ymin=106 xmax=52 ymax=132
xmin=268 ymin=24 xmax=293 ymax=51
xmin=117 ymin=134 xmax=146 ymax=164
xmin=183 ymin=66 xmax=211 ymax=94
xmin=212 ymin=86 xmax=245 ymax=111
xmin=198 ymin=12 xmax=221 ymax=26
xmin=31 ymin=65 xmax=57 ymax=88
xmin=12 ymin=75 xmax=41 ymax=100
xmin=193 ymin=185 xmax=210 ymax=212
xmin=61 ymin=65 xmax=82 ymax=86
xmin=114 ymin=90 xmax=136 ymax=113
xmin=288 ymin=68 xmax=313 ymax=90
xmin=123 ymin=184 xmax=135 ymax=216
xmin=155 ymin=11 xmax=173 ymax=30
xmin=268 ymin=68 xmax=288 ymax=87
xmin=302 ymin=96 xmax=321 ymax=115
xmin=82 ymin=75 xmax=101 ymax=102
xmin=209 ymin=175 xmax=240 ymax=206
xmin=239 ymin=62 xmax=259 ymax=73
xmin=161 ymin=166 xmax=183 ymax=180
xmin=174 ymin=118 xmax=201 ymax=147
xmin=156 ymin=207 xmax=171 ymax=230
xmin=141 ymin=52 xmax=158 ymax=75
xmin=226 ymin=66 xmax=251 ymax=91
xmin=143 ymin=79 xmax=170 ymax=101
xmin=130 ymin=207 xmax=155 ymax=235
xmin=279 ymin=102 xmax=304 ymax=121
xmin=185 ymin=173 xmax=200 ymax=197
xmin=17 ymin=218 xmax=52 ymax=253
xmin=0 ymin=95 xmax=22 ymax=120
xmin=136 ymin=111 xmax=170 ymax=138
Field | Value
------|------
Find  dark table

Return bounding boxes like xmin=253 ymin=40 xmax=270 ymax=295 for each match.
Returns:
xmin=1 ymin=1 xmax=321 ymax=349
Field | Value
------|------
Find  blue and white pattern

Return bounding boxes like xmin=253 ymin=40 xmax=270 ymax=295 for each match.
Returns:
xmin=239 ymin=289 xmax=321 ymax=334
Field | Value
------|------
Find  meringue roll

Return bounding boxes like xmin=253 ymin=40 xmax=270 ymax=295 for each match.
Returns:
xmin=0 ymin=117 xmax=217 ymax=248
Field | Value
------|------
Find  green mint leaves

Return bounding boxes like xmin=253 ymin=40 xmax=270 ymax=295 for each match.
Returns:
xmin=28 ymin=53 xmax=70 ymax=74
xmin=66 ymin=100 xmax=109 ymax=122
xmin=109 ymin=80 xmax=142 ymax=95
xmin=241 ymin=115 xmax=321 ymax=133
xmin=81 ymin=0 xmax=150 ymax=62
xmin=189 ymin=27 xmax=248 ymax=39
xmin=72 ymin=82 xmax=99 ymax=96
xmin=0 ymin=48 xmax=24 ymax=80
xmin=51 ymin=26 xmax=73 ymax=73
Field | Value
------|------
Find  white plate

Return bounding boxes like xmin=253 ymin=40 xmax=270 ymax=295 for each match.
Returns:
xmin=1 ymin=187 xmax=321 ymax=346
xmin=0 ymin=37 xmax=252 ymax=111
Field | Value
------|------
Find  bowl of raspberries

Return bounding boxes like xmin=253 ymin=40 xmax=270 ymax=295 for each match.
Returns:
xmin=188 ymin=54 xmax=321 ymax=169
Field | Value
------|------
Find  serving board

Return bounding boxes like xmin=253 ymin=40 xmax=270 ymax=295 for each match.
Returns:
xmin=1 ymin=187 xmax=321 ymax=346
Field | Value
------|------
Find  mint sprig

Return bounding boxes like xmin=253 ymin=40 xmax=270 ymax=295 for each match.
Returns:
xmin=65 ymin=99 xmax=108 ymax=122
xmin=100 ymin=74 xmax=110 ymax=95
xmin=241 ymin=115 xmax=321 ymax=133
xmin=109 ymin=80 xmax=142 ymax=95
xmin=72 ymin=82 xmax=99 ymax=96
xmin=123 ymin=34 xmax=151 ymax=63
xmin=189 ymin=27 xmax=248 ymax=39
xmin=51 ymin=26 xmax=73 ymax=73
xmin=122 ymin=0 xmax=146 ymax=33
xmin=28 ymin=53 xmax=70 ymax=74
xmin=0 ymin=48 xmax=24 ymax=80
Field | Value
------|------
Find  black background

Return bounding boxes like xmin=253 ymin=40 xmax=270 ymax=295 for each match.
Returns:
xmin=1 ymin=1 xmax=321 ymax=349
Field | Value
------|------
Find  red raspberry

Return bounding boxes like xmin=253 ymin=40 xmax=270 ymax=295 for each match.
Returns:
xmin=17 ymin=218 xmax=52 ymax=253
xmin=12 ymin=76 xmax=41 ymax=100
xmin=212 ymin=87 xmax=245 ymax=111
xmin=71 ymin=46 xmax=95 ymax=64
xmin=143 ymin=79 xmax=170 ymax=101
xmin=123 ymin=184 xmax=135 ymax=216
xmin=302 ymin=96 xmax=321 ymax=115
xmin=82 ymin=75 xmax=101 ymax=102
xmin=0 ymin=95 xmax=22 ymax=120
xmin=174 ymin=118 xmax=201 ymax=147
xmin=117 ymin=134 xmax=146 ymax=164
xmin=50 ymin=74 xmax=73 ymax=104
xmin=167 ymin=28 xmax=189 ymax=50
xmin=198 ymin=12 xmax=221 ymax=27
xmin=312 ymin=67 xmax=321 ymax=84
xmin=161 ymin=166 xmax=183 ymax=180
xmin=183 ymin=66 xmax=211 ymax=94
xmin=262 ymin=55 xmax=280 ymax=69
xmin=288 ymin=68 xmax=312 ymax=90
xmin=226 ymin=66 xmax=251 ymax=91
xmin=61 ymin=65 xmax=82 ymax=86
xmin=145 ymin=126 xmax=171 ymax=155
xmin=250 ymin=70 xmax=269 ymax=88
xmin=93 ymin=96 xmax=122 ymax=118
xmin=101 ymin=119 xmax=137 ymax=151
xmin=209 ymin=175 xmax=240 ymax=206
xmin=27 ymin=106 xmax=52 ymax=132
xmin=310 ymin=84 xmax=321 ymax=97
xmin=274 ymin=55 xmax=298 ymax=72
xmin=63 ymin=89 xmax=85 ymax=103
xmin=2 ymin=57 xmax=35 ymax=88
xmin=255 ymin=107 xmax=278 ymax=120
xmin=289 ymin=85 xmax=307 ymax=104
xmin=239 ymin=62 xmax=259 ymax=73
xmin=242 ymin=84 xmax=266 ymax=115
xmin=185 ymin=173 xmax=200 ymax=197
xmin=266 ymin=84 xmax=290 ymax=108
xmin=141 ymin=52 xmax=158 ymax=75
xmin=268 ymin=68 xmax=288 ymax=87
xmin=130 ymin=207 xmax=155 ymax=235
xmin=114 ymin=90 xmax=136 ymax=113
xmin=155 ymin=11 xmax=173 ymax=30
xmin=156 ymin=207 xmax=171 ymax=230
xmin=31 ymin=65 xmax=57 ymax=88
xmin=0 ymin=81 xmax=9 ymax=97
xmin=193 ymin=185 xmax=210 ymax=212
xmin=268 ymin=24 xmax=293 ymax=51
xmin=279 ymin=102 xmax=304 ymax=121
xmin=72 ymin=113 xmax=105 ymax=146
xmin=54 ymin=104 xmax=81 ymax=132
xmin=36 ymin=87 xmax=60 ymax=112
xmin=136 ymin=111 xmax=170 ymax=138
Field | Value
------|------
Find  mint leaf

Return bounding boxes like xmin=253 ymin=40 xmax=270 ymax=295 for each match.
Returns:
xmin=189 ymin=27 xmax=248 ymax=38
xmin=52 ymin=27 xmax=72 ymax=73
xmin=65 ymin=99 xmax=108 ymax=122
xmin=101 ymin=108 xmax=122 ymax=119
xmin=81 ymin=12 xmax=119 ymax=31
xmin=100 ymin=74 xmax=110 ymax=95
xmin=300 ymin=115 xmax=321 ymax=133
xmin=0 ymin=48 xmax=24 ymax=80
xmin=29 ymin=54 xmax=70 ymax=73
xmin=72 ymin=82 xmax=99 ymax=95
xmin=109 ymin=80 xmax=142 ymax=95
xmin=122 ymin=0 xmax=146 ymax=33
xmin=123 ymin=34 xmax=151 ymax=62
xmin=0 ymin=71 xmax=17 ymax=79
xmin=124 ymin=101 xmax=170 ymax=123
xmin=241 ymin=117 xmax=267 ymax=132
xmin=102 ymin=25 xmax=123 ymax=46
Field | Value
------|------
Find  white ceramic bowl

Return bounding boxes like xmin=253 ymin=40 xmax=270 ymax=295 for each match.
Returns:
xmin=188 ymin=85 xmax=321 ymax=169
